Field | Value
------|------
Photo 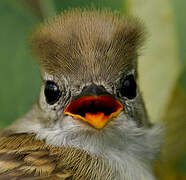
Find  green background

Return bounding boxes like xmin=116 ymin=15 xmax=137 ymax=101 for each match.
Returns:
xmin=0 ymin=0 xmax=185 ymax=179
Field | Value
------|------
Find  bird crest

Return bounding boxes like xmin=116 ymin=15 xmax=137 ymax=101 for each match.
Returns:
xmin=30 ymin=9 xmax=146 ymax=81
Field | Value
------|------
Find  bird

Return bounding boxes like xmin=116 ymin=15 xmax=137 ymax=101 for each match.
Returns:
xmin=0 ymin=9 xmax=163 ymax=180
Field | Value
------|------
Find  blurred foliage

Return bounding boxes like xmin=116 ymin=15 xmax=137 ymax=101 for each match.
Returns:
xmin=171 ymin=0 xmax=186 ymax=67
xmin=171 ymin=0 xmax=186 ymax=94
xmin=0 ymin=0 xmax=185 ymax=179
xmin=54 ymin=0 xmax=125 ymax=13
xmin=0 ymin=0 xmax=41 ymax=127
xmin=128 ymin=0 xmax=181 ymax=123
xmin=180 ymin=69 xmax=186 ymax=92
xmin=154 ymin=86 xmax=186 ymax=180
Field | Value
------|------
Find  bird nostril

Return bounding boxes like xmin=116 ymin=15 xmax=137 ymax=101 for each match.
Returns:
xmin=81 ymin=84 xmax=108 ymax=97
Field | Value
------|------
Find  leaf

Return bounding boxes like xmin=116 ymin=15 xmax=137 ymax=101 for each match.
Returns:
xmin=0 ymin=0 xmax=41 ymax=127
xmin=127 ymin=0 xmax=181 ymax=123
xmin=171 ymin=0 xmax=186 ymax=67
xmin=38 ymin=0 xmax=56 ymax=18
xmin=16 ymin=0 xmax=56 ymax=20
xmin=54 ymin=0 xmax=125 ymax=13
xmin=17 ymin=0 xmax=126 ymax=20
xmin=171 ymin=0 xmax=186 ymax=94
xmin=154 ymin=86 xmax=186 ymax=179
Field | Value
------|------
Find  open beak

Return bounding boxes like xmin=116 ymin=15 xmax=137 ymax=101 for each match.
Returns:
xmin=64 ymin=85 xmax=123 ymax=129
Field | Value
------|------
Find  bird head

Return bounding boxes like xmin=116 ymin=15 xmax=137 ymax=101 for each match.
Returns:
xmin=9 ymin=10 xmax=161 ymax=161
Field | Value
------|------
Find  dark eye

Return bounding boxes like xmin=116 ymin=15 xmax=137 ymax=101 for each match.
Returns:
xmin=44 ymin=81 xmax=61 ymax=105
xmin=120 ymin=75 xmax=136 ymax=99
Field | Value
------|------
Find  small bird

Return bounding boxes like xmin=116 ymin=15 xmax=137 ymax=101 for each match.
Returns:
xmin=0 ymin=9 xmax=162 ymax=180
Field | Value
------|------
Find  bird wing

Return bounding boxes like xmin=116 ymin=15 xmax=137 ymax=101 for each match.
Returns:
xmin=0 ymin=133 xmax=106 ymax=180
xmin=0 ymin=133 xmax=74 ymax=180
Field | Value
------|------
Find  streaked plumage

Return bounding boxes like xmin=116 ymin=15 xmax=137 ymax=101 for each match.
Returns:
xmin=0 ymin=133 xmax=112 ymax=180
xmin=30 ymin=9 xmax=145 ymax=80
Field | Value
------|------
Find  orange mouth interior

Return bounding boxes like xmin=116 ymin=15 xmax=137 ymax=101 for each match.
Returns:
xmin=64 ymin=96 xmax=123 ymax=129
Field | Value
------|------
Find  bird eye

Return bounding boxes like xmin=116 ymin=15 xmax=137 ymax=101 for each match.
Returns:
xmin=120 ymin=75 xmax=136 ymax=99
xmin=44 ymin=81 xmax=61 ymax=105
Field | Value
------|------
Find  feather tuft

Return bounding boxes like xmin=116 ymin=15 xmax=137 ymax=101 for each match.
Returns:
xmin=30 ymin=9 xmax=146 ymax=81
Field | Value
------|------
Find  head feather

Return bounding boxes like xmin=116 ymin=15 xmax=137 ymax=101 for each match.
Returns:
xmin=30 ymin=9 xmax=146 ymax=81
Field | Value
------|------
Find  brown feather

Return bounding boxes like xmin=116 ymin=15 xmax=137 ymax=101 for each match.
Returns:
xmin=0 ymin=133 xmax=112 ymax=180
xmin=30 ymin=9 xmax=146 ymax=81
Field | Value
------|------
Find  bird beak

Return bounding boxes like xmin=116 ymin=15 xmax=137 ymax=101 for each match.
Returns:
xmin=64 ymin=85 xmax=123 ymax=129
